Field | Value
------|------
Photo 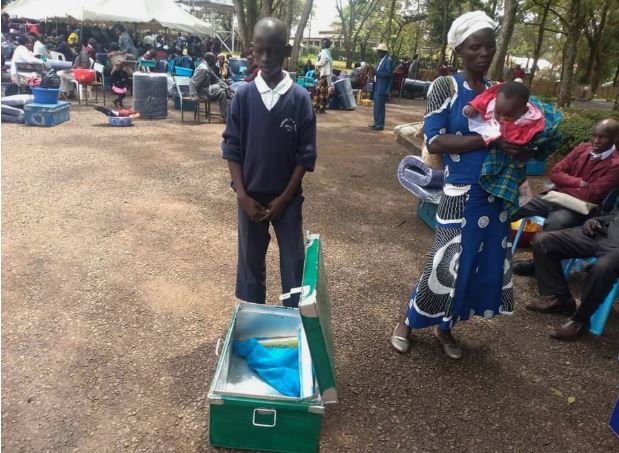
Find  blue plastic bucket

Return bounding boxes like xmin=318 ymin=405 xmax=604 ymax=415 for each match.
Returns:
xmin=32 ymin=88 xmax=60 ymax=104
xmin=175 ymin=66 xmax=193 ymax=77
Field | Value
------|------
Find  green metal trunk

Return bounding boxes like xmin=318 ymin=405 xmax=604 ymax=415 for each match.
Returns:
xmin=208 ymin=234 xmax=336 ymax=453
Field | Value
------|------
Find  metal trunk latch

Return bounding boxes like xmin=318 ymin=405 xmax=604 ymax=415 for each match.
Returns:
xmin=252 ymin=408 xmax=277 ymax=428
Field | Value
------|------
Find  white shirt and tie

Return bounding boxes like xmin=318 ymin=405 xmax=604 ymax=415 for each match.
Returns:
xmin=254 ymin=71 xmax=293 ymax=111
xmin=590 ymin=145 xmax=616 ymax=161
xmin=374 ymin=55 xmax=387 ymax=83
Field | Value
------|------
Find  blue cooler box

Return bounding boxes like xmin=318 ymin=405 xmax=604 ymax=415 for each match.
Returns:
xmin=24 ymin=101 xmax=70 ymax=127
xmin=416 ymin=201 xmax=438 ymax=230
xmin=525 ymin=159 xmax=545 ymax=176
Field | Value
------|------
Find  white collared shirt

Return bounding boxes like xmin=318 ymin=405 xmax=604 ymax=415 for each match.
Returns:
xmin=254 ymin=71 xmax=293 ymax=111
xmin=590 ymin=145 xmax=616 ymax=160
xmin=374 ymin=55 xmax=387 ymax=82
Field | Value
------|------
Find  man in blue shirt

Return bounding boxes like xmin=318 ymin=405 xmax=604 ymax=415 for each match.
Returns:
xmin=369 ymin=43 xmax=393 ymax=131
xmin=221 ymin=17 xmax=317 ymax=308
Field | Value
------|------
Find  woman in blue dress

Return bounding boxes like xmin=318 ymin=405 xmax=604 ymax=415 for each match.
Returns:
xmin=390 ymin=11 xmax=528 ymax=359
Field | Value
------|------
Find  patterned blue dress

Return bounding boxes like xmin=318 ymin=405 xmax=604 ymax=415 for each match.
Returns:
xmin=406 ymin=74 xmax=514 ymax=331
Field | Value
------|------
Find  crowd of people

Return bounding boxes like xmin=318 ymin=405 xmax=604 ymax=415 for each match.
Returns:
xmin=0 ymin=13 xmax=232 ymax=99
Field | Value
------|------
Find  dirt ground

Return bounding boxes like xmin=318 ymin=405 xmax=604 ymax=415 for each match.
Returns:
xmin=2 ymin=98 xmax=618 ymax=453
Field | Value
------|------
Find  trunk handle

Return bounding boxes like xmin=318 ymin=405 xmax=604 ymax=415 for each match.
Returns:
xmin=252 ymin=408 xmax=277 ymax=428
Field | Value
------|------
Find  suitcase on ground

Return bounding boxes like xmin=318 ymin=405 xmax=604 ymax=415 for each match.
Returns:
xmin=208 ymin=234 xmax=336 ymax=453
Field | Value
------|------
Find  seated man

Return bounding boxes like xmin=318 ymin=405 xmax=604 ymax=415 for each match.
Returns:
xmin=526 ymin=208 xmax=619 ymax=340
xmin=189 ymin=52 xmax=230 ymax=121
xmin=514 ymin=118 xmax=619 ymax=275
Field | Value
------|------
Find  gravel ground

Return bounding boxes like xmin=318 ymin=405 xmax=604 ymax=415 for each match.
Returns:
xmin=2 ymin=99 xmax=618 ymax=452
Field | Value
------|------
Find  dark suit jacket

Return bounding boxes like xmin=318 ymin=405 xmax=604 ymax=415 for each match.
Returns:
xmin=374 ymin=55 xmax=393 ymax=95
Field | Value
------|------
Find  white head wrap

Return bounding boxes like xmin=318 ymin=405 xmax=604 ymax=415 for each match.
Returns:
xmin=447 ymin=11 xmax=497 ymax=50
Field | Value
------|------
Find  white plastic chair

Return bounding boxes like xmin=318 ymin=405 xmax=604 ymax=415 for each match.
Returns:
xmin=76 ymin=62 xmax=104 ymax=105
xmin=49 ymin=51 xmax=65 ymax=61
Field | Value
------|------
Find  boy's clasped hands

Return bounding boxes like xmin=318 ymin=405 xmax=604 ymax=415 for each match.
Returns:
xmin=238 ymin=193 xmax=290 ymax=222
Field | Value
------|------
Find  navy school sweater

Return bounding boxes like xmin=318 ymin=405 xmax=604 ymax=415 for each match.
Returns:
xmin=221 ymin=81 xmax=317 ymax=196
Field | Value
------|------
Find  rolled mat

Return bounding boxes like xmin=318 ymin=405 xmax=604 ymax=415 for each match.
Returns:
xmin=2 ymin=104 xmax=24 ymax=117
xmin=47 ymin=60 xmax=73 ymax=71
xmin=399 ymin=155 xmax=444 ymax=188
xmin=397 ymin=155 xmax=443 ymax=204
xmin=1 ymin=94 xmax=34 ymax=107
xmin=2 ymin=110 xmax=25 ymax=123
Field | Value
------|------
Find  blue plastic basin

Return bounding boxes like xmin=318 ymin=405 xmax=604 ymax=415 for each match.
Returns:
xmin=32 ymin=88 xmax=60 ymax=104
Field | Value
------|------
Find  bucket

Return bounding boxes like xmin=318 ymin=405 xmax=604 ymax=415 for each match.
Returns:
xmin=334 ymin=78 xmax=356 ymax=110
xmin=175 ymin=66 xmax=193 ymax=77
xmin=72 ymin=68 xmax=95 ymax=84
xmin=32 ymin=87 xmax=60 ymax=104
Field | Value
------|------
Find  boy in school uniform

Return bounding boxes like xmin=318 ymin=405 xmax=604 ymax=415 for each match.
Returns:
xmin=221 ymin=17 xmax=317 ymax=308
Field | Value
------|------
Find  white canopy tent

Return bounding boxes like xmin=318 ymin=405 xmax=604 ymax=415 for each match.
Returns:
xmin=79 ymin=0 xmax=213 ymax=35
xmin=4 ymin=0 xmax=213 ymax=35
xmin=3 ymin=0 xmax=87 ymax=20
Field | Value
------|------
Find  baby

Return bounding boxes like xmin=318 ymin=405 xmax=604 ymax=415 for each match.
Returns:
xmin=463 ymin=81 xmax=544 ymax=147
xmin=464 ymin=82 xmax=546 ymax=215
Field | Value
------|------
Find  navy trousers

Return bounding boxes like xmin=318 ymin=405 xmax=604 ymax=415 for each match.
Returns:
xmin=236 ymin=194 xmax=305 ymax=307
xmin=373 ymin=93 xmax=386 ymax=128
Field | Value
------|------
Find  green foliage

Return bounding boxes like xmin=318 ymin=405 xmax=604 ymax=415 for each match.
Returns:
xmin=554 ymin=107 xmax=619 ymax=157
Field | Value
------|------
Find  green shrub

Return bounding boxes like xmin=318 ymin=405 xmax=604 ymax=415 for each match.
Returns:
xmin=554 ymin=107 xmax=619 ymax=158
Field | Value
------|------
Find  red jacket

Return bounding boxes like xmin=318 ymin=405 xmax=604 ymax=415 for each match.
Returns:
xmin=550 ymin=142 xmax=619 ymax=204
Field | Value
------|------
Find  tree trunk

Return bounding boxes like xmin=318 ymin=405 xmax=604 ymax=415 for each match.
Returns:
xmin=438 ymin=0 xmax=450 ymax=64
xmin=557 ymin=0 xmax=587 ymax=107
xmin=489 ymin=0 xmax=518 ymax=81
xmin=613 ymin=59 xmax=619 ymax=87
xmin=585 ymin=0 xmax=610 ymax=97
xmin=234 ymin=0 xmax=251 ymax=50
xmin=383 ymin=0 xmax=397 ymax=42
xmin=246 ymin=0 xmax=259 ymax=36
xmin=288 ymin=0 xmax=314 ymax=71
xmin=261 ymin=0 xmax=273 ymax=17
xmin=490 ymin=0 xmax=499 ymax=16
xmin=528 ymin=0 xmax=552 ymax=88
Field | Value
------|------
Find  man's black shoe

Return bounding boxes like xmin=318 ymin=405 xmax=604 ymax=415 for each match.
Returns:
xmin=513 ymin=260 xmax=535 ymax=276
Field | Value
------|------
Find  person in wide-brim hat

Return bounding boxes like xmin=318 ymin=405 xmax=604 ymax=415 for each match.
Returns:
xmin=369 ymin=43 xmax=393 ymax=130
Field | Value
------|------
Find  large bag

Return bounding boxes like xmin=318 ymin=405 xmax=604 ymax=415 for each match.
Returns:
xmin=542 ymin=191 xmax=597 ymax=215
xmin=40 ymin=70 xmax=61 ymax=89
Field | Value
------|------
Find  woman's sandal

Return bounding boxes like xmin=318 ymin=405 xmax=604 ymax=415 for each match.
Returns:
xmin=433 ymin=326 xmax=463 ymax=360
xmin=390 ymin=323 xmax=411 ymax=354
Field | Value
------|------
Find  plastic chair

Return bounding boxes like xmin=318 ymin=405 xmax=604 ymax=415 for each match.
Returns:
xmin=511 ymin=216 xmax=545 ymax=254
xmin=174 ymin=75 xmax=211 ymax=124
xmin=49 ymin=51 xmax=65 ymax=61
xmin=138 ymin=58 xmax=156 ymax=73
xmin=303 ymin=69 xmax=316 ymax=88
xmin=77 ymin=63 xmax=105 ymax=105
xmin=13 ymin=61 xmax=45 ymax=94
xmin=563 ymin=257 xmax=619 ymax=335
